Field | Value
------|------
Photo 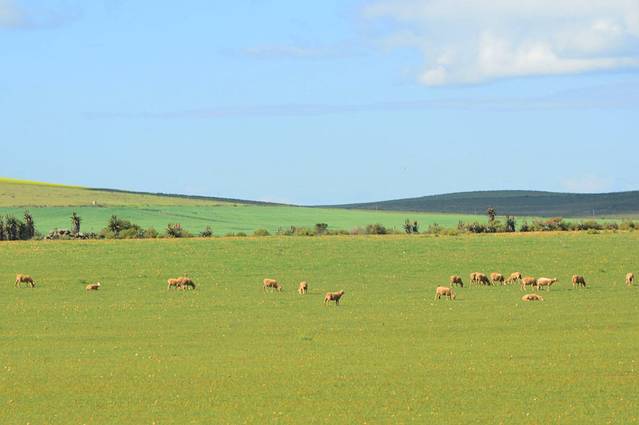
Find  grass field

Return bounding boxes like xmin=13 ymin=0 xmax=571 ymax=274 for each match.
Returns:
xmin=0 ymin=205 xmax=490 ymax=235
xmin=2 ymin=233 xmax=639 ymax=424
xmin=0 ymin=178 xmax=492 ymax=234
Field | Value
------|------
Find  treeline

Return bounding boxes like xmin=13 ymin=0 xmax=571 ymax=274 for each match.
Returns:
xmin=2 ymin=209 xmax=638 ymax=241
xmin=0 ymin=211 xmax=36 ymax=241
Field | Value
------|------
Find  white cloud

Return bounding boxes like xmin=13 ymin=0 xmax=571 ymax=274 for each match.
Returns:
xmin=0 ymin=0 xmax=80 ymax=30
xmin=363 ymin=0 xmax=639 ymax=85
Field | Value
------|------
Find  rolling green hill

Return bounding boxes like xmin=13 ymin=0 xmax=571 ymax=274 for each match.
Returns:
xmin=331 ymin=190 xmax=639 ymax=217
xmin=0 ymin=178 xmax=485 ymax=235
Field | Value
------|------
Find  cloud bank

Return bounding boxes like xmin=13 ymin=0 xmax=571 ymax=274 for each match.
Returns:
xmin=363 ymin=0 xmax=639 ymax=85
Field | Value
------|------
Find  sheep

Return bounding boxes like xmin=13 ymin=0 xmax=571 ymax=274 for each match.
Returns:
xmin=449 ymin=275 xmax=464 ymax=288
xmin=572 ymin=275 xmax=587 ymax=288
xmin=435 ymin=286 xmax=456 ymax=300
xmin=536 ymin=277 xmax=558 ymax=291
xmin=490 ymin=272 xmax=505 ymax=285
xmin=167 ymin=278 xmax=181 ymax=290
xmin=85 ymin=282 xmax=101 ymax=291
xmin=263 ymin=278 xmax=282 ymax=292
xmin=505 ymin=272 xmax=522 ymax=284
xmin=521 ymin=294 xmax=544 ymax=302
xmin=178 ymin=277 xmax=196 ymax=290
xmin=298 ymin=281 xmax=308 ymax=295
xmin=15 ymin=274 xmax=35 ymax=288
xmin=520 ymin=276 xmax=537 ymax=291
xmin=626 ymin=272 xmax=635 ymax=286
xmin=324 ymin=290 xmax=345 ymax=305
xmin=475 ymin=273 xmax=490 ymax=286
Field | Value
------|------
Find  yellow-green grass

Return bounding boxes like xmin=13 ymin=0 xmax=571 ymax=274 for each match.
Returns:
xmin=0 ymin=178 xmax=230 ymax=207
xmin=2 ymin=233 xmax=638 ymax=424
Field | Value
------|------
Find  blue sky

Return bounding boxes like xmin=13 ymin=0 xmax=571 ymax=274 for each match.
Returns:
xmin=1 ymin=0 xmax=638 ymax=204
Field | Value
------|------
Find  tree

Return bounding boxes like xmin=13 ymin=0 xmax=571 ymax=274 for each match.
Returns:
xmin=200 ymin=226 xmax=213 ymax=237
xmin=0 ymin=217 xmax=5 ymax=240
xmin=4 ymin=215 xmax=21 ymax=240
xmin=505 ymin=216 xmax=516 ymax=232
xmin=108 ymin=215 xmax=123 ymax=235
xmin=71 ymin=212 xmax=81 ymax=235
xmin=314 ymin=223 xmax=328 ymax=235
xmin=404 ymin=219 xmax=420 ymax=234
xmin=487 ymin=208 xmax=497 ymax=223
xmin=23 ymin=210 xmax=35 ymax=239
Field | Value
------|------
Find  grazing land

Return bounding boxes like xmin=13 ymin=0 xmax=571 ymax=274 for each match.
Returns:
xmin=2 ymin=232 xmax=638 ymax=424
xmin=0 ymin=178 xmax=488 ymax=234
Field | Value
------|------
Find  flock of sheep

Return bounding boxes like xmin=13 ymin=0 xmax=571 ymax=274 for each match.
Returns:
xmin=435 ymin=271 xmax=636 ymax=302
xmin=14 ymin=274 xmax=347 ymax=305
xmin=14 ymin=271 xmax=636 ymax=305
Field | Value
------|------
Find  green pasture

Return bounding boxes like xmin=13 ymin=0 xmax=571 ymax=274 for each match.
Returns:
xmin=2 ymin=233 xmax=638 ymax=424
xmin=0 ymin=205 xmax=488 ymax=235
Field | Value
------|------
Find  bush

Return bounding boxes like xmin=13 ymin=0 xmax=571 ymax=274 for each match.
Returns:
xmin=365 ymin=223 xmax=387 ymax=235
xmin=620 ymin=220 xmax=636 ymax=231
xmin=144 ymin=227 xmax=159 ymax=238
xmin=166 ymin=223 xmax=191 ymax=238
xmin=200 ymin=226 xmax=213 ymax=237
xmin=314 ymin=223 xmax=329 ymax=235
xmin=253 ymin=228 xmax=271 ymax=237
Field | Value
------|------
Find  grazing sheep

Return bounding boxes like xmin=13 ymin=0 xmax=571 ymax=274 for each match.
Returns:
xmin=521 ymin=294 xmax=544 ymax=302
xmin=505 ymin=272 xmax=523 ymax=284
xmin=626 ymin=273 xmax=635 ymax=286
xmin=298 ymin=281 xmax=308 ymax=295
xmin=572 ymin=275 xmax=587 ymax=288
xmin=324 ymin=290 xmax=345 ymax=305
xmin=449 ymin=275 xmax=464 ymax=288
xmin=263 ymin=278 xmax=282 ymax=292
xmin=490 ymin=272 xmax=505 ymax=285
xmin=85 ymin=282 xmax=101 ymax=291
xmin=15 ymin=274 xmax=35 ymax=288
xmin=434 ymin=286 xmax=456 ymax=300
xmin=167 ymin=278 xmax=181 ymax=290
xmin=520 ymin=276 xmax=537 ymax=291
xmin=475 ymin=273 xmax=490 ymax=286
xmin=178 ymin=277 xmax=196 ymax=290
xmin=536 ymin=277 xmax=558 ymax=291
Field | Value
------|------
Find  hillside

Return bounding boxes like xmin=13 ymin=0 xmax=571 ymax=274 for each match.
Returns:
xmin=0 ymin=178 xmax=485 ymax=234
xmin=330 ymin=190 xmax=639 ymax=217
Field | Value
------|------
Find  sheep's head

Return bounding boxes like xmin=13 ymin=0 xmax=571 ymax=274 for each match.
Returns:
xmin=96 ymin=282 xmax=101 ymax=287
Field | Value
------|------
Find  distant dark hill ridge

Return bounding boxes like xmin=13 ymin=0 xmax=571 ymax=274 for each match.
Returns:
xmin=328 ymin=190 xmax=639 ymax=217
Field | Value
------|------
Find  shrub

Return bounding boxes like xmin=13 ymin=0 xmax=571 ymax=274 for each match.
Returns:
xmin=365 ymin=223 xmax=387 ymax=235
xmin=425 ymin=223 xmax=443 ymax=234
xmin=166 ymin=223 xmax=190 ymax=238
xmin=71 ymin=212 xmax=81 ymax=235
xmin=23 ymin=210 xmax=35 ymax=239
xmin=404 ymin=219 xmax=419 ymax=234
xmin=505 ymin=216 xmax=516 ymax=232
xmin=200 ymin=226 xmax=213 ymax=237
xmin=620 ymin=220 xmax=636 ymax=231
xmin=520 ymin=221 xmax=531 ymax=232
xmin=314 ymin=223 xmax=329 ymax=235
xmin=253 ymin=228 xmax=271 ymax=237
xmin=144 ymin=227 xmax=159 ymax=238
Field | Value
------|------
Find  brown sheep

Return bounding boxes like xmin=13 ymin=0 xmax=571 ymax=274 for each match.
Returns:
xmin=475 ymin=273 xmax=490 ymax=286
xmin=449 ymin=275 xmax=464 ymax=288
xmin=626 ymin=272 xmax=635 ymax=286
xmin=572 ymin=275 xmax=586 ymax=288
xmin=521 ymin=294 xmax=544 ymax=302
xmin=520 ymin=276 xmax=537 ymax=291
xmin=15 ymin=274 xmax=36 ymax=288
xmin=324 ymin=290 xmax=345 ymax=305
xmin=167 ymin=278 xmax=181 ymax=290
xmin=490 ymin=272 xmax=505 ymax=285
xmin=177 ymin=277 xmax=196 ymax=290
xmin=505 ymin=272 xmax=522 ymax=284
xmin=435 ymin=286 xmax=456 ymax=300
xmin=536 ymin=277 xmax=558 ymax=290
xmin=469 ymin=272 xmax=479 ymax=286
xmin=298 ymin=281 xmax=308 ymax=295
xmin=85 ymin=282 xmax=101 ymax=291
xmin=263 ymin=278 xmax=282 ymax=292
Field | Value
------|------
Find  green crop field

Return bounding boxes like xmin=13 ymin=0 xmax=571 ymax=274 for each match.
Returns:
xmin=2 ymin=233 xmax=639 ymax=424
xmin=0 ymin=178 xmax=491 ymax=234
